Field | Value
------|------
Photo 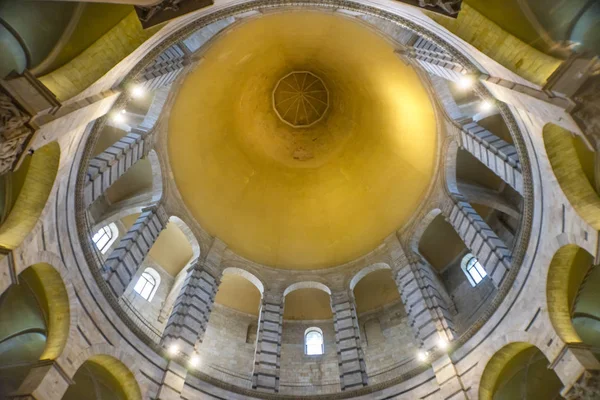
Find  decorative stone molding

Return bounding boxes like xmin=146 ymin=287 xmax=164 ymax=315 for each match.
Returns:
xmin=0 ymin=70 xmax=60 ymax=175
xmin=136 ymin=0 xmax=215 ymax=29
xmin=565 ymin=371 xmax=600 ymax=400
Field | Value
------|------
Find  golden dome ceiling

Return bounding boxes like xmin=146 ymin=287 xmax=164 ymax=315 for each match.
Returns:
xmin=168 ymin=11 xmax=437 ymax=270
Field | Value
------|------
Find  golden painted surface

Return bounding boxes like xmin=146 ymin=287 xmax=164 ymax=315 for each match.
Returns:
xmin=214 ymin=274 xmax=261 ymax=316
xmin=283 ymin=289 xmax=332 ymax=320
xmin=168 ymin=12 xmax=437 ymax=270
xmin=353 ymin=269 xmax=400 ymax=314
xmin=88 ymin=355 xmax=142 ymax=400
xmin=479 ymin=342 xmax=533 ymax=400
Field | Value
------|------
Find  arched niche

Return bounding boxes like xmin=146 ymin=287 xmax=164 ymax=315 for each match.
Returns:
xmin=0 ymin=262 xmax=70 ymax=396
xmin=0 ymin=141 xmax=60 ymax=249
xmin=63 ymin=355 xmax=141 ymax=400
xmin=283 ymin=282 xmax=332 ymax=321
xmin=543 ymin=123 xmax=600 ymax=230
xmin=214 ymin=267 xmax=264 ymax=316
xmin=479 ymin=342 xmax=563 ymax=400
xmin=418 ymin=213 xmax=466 ymax=271
xmin=547 ymin=244 xmax=596 ymax=345
xmin=351 ymin=264 xmax=400 ymax=314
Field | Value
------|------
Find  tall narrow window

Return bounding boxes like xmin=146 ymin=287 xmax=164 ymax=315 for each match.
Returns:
xmin=305 ymin=327 xmax=324 ymax=355
xmin=461 ymin=254 xmax=487 ymax=287
xmin=134 ymin=268 xmax=161 ymax=301
xmin=92 ymin=223 xmax=118 ymax=254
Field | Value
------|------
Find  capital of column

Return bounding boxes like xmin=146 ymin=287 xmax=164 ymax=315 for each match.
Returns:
xmin=9 ymin=359 xmax=74 ymax=400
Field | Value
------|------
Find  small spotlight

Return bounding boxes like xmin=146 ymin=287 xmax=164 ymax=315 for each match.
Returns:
xmin=438 ymin=338 xmax=448 ymax=350
xmin=479 ymin=100 xmax=493 ymax=112
xmin=417 ymin=351 xmax=429 ymax=362
xmin=168 ymin=344 xmax=179 ymax=356
xmin=112 ymin=112 xmax=125 ymax=123
xmin=131 ymin=85 xmax=145 ymax=99
xmin=457 ymin=75 xmax=473 ymax=90
xmin=190 ymin=355 xmax=200 ymax=368
xmin=121 ymin=109 xmax=126 ymax=114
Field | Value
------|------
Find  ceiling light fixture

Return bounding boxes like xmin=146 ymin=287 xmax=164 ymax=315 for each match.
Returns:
xmin=437 ymin=338 xmax=448 ymax=350
xmin=457 ymin=75 xmax=473 ymax=90
xmin=168 ymin=343 xmax=179 ymax=356
xmin=190 ymin=354 xmax=200 ymax=368
xmin=479 ymin=100 xmax=494 ymax=112
xmin=417 ymin=350 xmax=429 ymax=362
xmin=131 ymin=85 xmax=145 ymax=99
xmin=112 ymin=112 xmax=125 ymax=123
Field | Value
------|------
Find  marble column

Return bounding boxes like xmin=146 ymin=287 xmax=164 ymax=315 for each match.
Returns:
xmin=251 ymin=291 xmax=284 ymax=393
xmin=103 ymin=204 xmax=168 ymax=297
xmin=156 ymin=361 xmax=187 ymax=400
xmin=395 ymin=257 xmax=456 ymax=352
xmin=432 ymin=355 xmax=469 ymax=399
xmin=330 ymin=291 xmax=368 ymax=391
xmin=83 ymin=127 xmax=152 ymax=207
xmin=446 ymin=196 xmax=512 ymax=287
xmin=458 ymin=120 xmax=523 ymax=195
xmin=138 ymin=42 xmax=191 ymax=92
xmin=160 ymin=260 xmax=220 ymax=355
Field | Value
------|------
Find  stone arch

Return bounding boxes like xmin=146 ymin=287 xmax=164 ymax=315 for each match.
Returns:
xmin=543 ymin=123 xmax=600 ymax=230
xmin=444 ymin=139 xmax=460 ymax=195
xmin=221 ymin=267 xmax=264 ymax=295
xmin=472 ymin=330 xmax=559 ymax=400
xmin=546 ymin=243 xmax=595 ymax=345
xmin=69 ymin=343 xmax=143 ymax=400
xmin=478 ymin=341 xmax=563 ymax=400
xmin=0 ymin=141 xmax=60 ymax=249
xmin=14 ymin=258 xmax=72 ymax=361
xmin=349 ymin=263 xmax=392 ymax=291
xmin=409 ymin=208 xmax=443 ymax=253
xmin=168 ymin=216 xmax=200 ymax=261
xmin=284 ymin=281 xmax=332 ymax=297
xmin=147 ymin=149 xmax=163 ymax=204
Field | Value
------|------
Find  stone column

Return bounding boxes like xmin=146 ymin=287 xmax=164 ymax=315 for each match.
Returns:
xmin=160 ymin=260 xmax=220 ymax=355
xmin=549 ymin=344 xmax=600 ymax=399
xmin=445 ymin=196 xmax=512 ymax=287
xmin=138 ymin=42 xmax=191 ymax=92
xmin=251 ymin=291 xmax=284 ymax=393
xmin=395 ymin=257 xmax=456 ymax=352
xmin=330 ymin=291 xmax=368 ymax=391
xmin=432 ymin=355 xmax=469 ymax=399
xmin=156 ymin=361 xmax=187 ymax=400
xmin=83 ymin=127 xmax=152 ymax=207
xmin=458 ymin=120 xmax=523 ymax=195
xmin=8 ymin=359 xmax=73 ymax=400
xmin=103 ymin=204 xmax=168 ymax=297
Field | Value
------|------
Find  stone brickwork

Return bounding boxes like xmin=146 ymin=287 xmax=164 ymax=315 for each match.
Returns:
xmin=157 ymin=361 xmax=188 ymax=400
xmin=138 ymin=42 xmax=191 ymax=93
xmin=161 ymin=260 xmax=220 ymax=355
xmin=400 ymin=36 xmax=468 ymax=83
xmin=330 ymin=292 xmax=368 ymax=391
xmin=84 ymin=127 xmax=152 ymax=207
xmin=459 ymin=121 xmax=523 ymax=195
xmin=446 ymin=198 xmax=512 ymax=287
xmin=279 ymin=320 xmax=340 ymax=395
xmin=252 ymin=292 xmax=284 ymax=393
xmin=432 ymin=355 xmax=468 ymax=399
xmin=103 ymin=204 xmax=168 ymax=297
xmin=394 ymin=258 xmax=455 ymax=352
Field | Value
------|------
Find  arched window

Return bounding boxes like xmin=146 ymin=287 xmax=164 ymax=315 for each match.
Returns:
xmin=92 ymin=223 xmax=118 ymax=254
xmin=133 ymin=268 xmax=161 ymax=301
xmin=305 ymin=327 xmax=324 ymax=355
xmin=461 ymin=254 xmax=487 ymax=287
